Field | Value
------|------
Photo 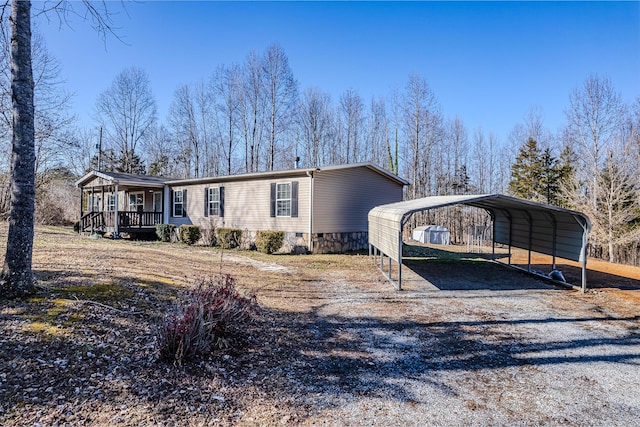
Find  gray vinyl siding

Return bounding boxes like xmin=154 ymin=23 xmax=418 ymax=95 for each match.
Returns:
xmin=312 ymin=166 xmax=404 ymax=234
xmin=169 ymin=178 xmax=309 ymax=233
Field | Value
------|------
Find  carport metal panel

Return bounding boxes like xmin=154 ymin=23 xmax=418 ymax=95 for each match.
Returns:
xmin=368 ymin=194 xmax=591 ymax=291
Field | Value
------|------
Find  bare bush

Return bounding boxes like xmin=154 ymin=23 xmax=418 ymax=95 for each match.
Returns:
xmin=157 ymin=275 xmax=258 ymax=365
xmin=35 ymin=171 xmax=79 ymax=225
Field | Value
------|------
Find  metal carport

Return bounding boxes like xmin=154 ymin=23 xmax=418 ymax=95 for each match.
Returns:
xmin=368 ymin=194 xmax=591 ymax=291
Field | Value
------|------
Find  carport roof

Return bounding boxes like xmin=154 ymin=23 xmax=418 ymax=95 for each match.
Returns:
xmin=368 ymin=194 xmax=591 ymax=290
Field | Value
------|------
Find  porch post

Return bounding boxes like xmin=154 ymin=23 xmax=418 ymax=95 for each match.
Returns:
xmin=163 ymin=185 xmax=170 ymax=224
xmin=114 ymin=183 xmax=119 ymax=236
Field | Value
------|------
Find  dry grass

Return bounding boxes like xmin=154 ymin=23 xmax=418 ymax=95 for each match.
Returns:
xmin=1 ymin=225 xmax=639 ymax=426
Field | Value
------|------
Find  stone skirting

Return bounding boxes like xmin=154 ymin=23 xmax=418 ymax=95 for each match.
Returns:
xmin=243 ymin=230 xmax=368 ymax=254
xmin=311 ymin=231 xmax=368 ymax=254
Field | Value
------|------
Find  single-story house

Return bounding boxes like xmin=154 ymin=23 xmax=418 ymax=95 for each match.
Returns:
xmin=75 ymin=162 xmax=408 ymax=253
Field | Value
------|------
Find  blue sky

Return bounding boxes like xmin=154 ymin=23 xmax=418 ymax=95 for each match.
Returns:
xmin=36 ymin=1 xmax=640 ymax=145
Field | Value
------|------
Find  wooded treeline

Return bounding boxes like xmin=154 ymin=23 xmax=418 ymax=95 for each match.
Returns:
xmin=0 ymin=36 xmax=638 ymax=265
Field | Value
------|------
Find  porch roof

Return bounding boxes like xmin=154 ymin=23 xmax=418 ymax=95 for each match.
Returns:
xmin=76 ymin=170 xmax=169 ymax=189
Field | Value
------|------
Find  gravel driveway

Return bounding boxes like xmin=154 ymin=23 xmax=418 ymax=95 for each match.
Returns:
xmin=266 ymin=259 xmax=640 ymax=426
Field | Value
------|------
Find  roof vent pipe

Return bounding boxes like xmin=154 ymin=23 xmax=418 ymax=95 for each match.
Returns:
xmin=294 ymin=156 xmax=300 ymax=169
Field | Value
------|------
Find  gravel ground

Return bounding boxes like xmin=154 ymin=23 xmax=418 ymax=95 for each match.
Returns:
xmin=1 ymin=230 xmax=639 ymax=426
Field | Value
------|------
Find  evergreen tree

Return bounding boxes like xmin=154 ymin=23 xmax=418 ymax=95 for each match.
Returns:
xmin=510 ymin=138 xmax=571 ymax=206
xmin=509 ymin=137 xmax=542 ymax=200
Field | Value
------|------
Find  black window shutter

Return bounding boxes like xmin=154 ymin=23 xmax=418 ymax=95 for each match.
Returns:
xmin=183 ymin=189 xmax=187 ymax=216
xmin=204 ymin=187 xmax=209 ymax=217
xmin=291 ymin=181 xmax=298 ymax=218
xmin=170 ymin=190 xmax=174 ymax=217
xmin=219 ymin=187 xmax=225 ymax=217
xmin=270 ymin=183 xmax=276 ymax=218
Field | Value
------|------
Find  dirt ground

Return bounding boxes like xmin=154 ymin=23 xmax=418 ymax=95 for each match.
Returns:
xmin=1 ymin=227 xmax=639 ymax=426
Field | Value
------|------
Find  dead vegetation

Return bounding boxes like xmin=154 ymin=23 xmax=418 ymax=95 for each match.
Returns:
xmin=1 ymin=226 xmax=639 ymax=426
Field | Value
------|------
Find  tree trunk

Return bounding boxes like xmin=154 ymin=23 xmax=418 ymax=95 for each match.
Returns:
xmin=1 ymin=0 xmax=36 ymax=298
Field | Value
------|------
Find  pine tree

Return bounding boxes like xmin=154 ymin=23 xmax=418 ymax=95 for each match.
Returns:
xmin=509 ymin=138 xmax=542 ymax=200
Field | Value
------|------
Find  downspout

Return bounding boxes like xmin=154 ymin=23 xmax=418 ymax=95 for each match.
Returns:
xmin=306 ymin=170 xmax=314 ymax=253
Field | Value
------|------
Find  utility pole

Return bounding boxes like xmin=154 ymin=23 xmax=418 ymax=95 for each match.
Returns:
xmin=96 ymin=127 xmax=103 ymax=171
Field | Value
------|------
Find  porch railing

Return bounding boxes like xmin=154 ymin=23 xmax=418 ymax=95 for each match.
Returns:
xmin=80 ymin=211 xmax=105 ymax=232
xmin=118 ymin=211 xmax=164 ymax=228
xmin=80 ymin=211 xmax=163 ymax=232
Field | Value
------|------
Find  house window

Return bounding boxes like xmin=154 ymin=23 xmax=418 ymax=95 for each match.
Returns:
xmin=270 ymin=181 xmax=298 ymax=218
xmin=107 ymin=194 xmax=116 ymax=211
xmin=276 ymin=183 xmax=291 ymax=217
xmin=208 ymin=187 xmax=220 ymax=216
xmin=153 ymin=192 xmax=162 ymax=212
xmin=173 ymin=190 xmax=184 ymax=217
xmin=129 ymin=193 xmax=144 ymax=212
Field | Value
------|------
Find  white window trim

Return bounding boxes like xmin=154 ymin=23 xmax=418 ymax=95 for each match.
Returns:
xmin=107 ymin=194 xmax=116 ymax=212
xmin=173 ymin=189 xmax=184 ymax=217
xmin=276 ymin=182 xmax=292 ymax=217
xmin=128 ymin=192 xmax=144 ymax=211
xmin=208 ymin=187 xmax=220 ymax=216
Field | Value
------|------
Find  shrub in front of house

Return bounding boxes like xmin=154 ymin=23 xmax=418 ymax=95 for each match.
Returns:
xmin=255 ymin=230 xmax=284 ymax=254
xmin=156 ymin=224 xmax=176 ymax=242
xmin=157 ymin=274 xmax=258 ymax=365
xmin=217 ymin=228 xmax=242 ymax=249
xmin=201 ymin=218 xmax=218 ymax=246
xmin=178 ymin=225 xmax=202 ymax=245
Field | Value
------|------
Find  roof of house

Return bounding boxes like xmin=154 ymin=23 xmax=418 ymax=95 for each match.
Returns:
xmin=75 ymin=170 xmax=171 ymax=188
xmin=77 ymin=163 xmax=407 ymax=189
xmin=165 ymin=162 xmax=408 ymax=186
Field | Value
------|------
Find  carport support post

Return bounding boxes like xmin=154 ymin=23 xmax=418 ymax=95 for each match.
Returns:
xmin=398 ymin=230 xmax=403 ymax=290
xmin=524 ymin=210 xmax=533 ymax=272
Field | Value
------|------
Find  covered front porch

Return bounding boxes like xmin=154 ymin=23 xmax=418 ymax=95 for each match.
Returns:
xmin=76 ymin=171 xmax=170 ymax=236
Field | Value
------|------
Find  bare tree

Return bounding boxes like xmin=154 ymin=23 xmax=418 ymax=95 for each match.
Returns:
xmin=565 ymin=75 xmax=626 ymax=209
xmin=0 ymin=0 xmax=119 ymax=298
xmin=445 ymin=116 xmax=469 ymax=194
xmin=339 ymin=88 xmax=364 ymax=163
xmin=239 ymin=50 xmax=265 ymax=173
xmin=145 ymin=124 xmax=181 ymax=177
xmin=401 ymin=74 xmax=440 ymax=199
xmin=0 ymin=24 xmax=74 ymax=188
xmin=297 ymin=87 xmax=332 ymax=167
xmin=367 ymin=96 xmax=389 ymax=167
xmin=95 ymin=66 xmax=157 ymax=173
xmin=471 ymin=127 xmax=488 ymax=193
xmin=262 ymin=43 xmax=297 ymax=171
xmin=212 ymin=63 xmax=242 ymax=175
xmin=564 ymin=139 xmax=640 ymax=262
xmin=168 ymin=84 xmax=200 ymax=178
xmin=0 ymin=0 xmax=36 ymax=297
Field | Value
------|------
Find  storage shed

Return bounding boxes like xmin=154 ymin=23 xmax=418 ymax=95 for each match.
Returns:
xmin=412 ymin=225 xmax=450 ymax=245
